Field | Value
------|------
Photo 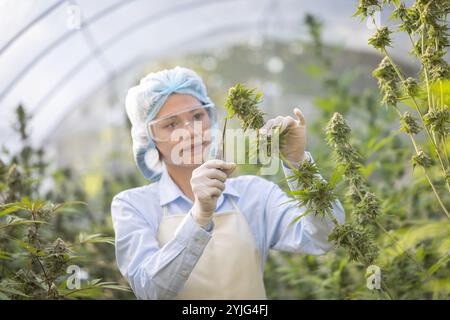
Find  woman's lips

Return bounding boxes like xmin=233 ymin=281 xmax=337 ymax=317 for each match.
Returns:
xmin=182 ymin=141 xmax=210 ymax=152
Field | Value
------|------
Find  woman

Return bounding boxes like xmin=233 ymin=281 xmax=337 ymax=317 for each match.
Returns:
xmin=111 ymin=66 xmax=345 ymax=300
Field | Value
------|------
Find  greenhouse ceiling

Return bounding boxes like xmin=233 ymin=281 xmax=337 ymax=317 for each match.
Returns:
xmin=0 ymin=0 xmax=418 ymax=153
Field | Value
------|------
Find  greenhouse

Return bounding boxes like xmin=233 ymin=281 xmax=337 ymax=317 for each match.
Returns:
xmin=0 ymin=0 xmax=449 ymax=303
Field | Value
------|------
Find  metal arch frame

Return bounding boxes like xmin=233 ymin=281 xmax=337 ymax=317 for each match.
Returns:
xmin=36 ymin=20 xmax=277 ymax=146
xmin=0 ymin=0 xmax=65 ymax=56
xmin=0 ymin=0 xmax=250 ymax=144
xmin=1 ymin=0 xmax=296 ymax=146
xmin=0 ymin=0 xmax=247 ymax=104
xmin=27 ymin=0 xmax=244 ymax=116
xmin=0 ymin=0 xmax=139 ymax=102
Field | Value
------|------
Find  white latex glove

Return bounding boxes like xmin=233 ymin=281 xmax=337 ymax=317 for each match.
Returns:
xmin=258 ymin=107 xmax=307 ymax=168
xmin=190 ymin=159 xmax=236 ymax=228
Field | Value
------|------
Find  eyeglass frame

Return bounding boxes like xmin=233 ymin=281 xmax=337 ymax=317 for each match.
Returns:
xmin=146 ymin=102 xmax=215 ymax=142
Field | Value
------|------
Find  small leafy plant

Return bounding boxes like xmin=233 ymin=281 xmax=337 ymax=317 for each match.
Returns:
xmin=0 ymin=106 xmax=131 ymax=299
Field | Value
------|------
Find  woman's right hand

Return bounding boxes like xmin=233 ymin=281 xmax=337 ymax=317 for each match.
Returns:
xmin=190 ymin=159 xmax=236 ymax=228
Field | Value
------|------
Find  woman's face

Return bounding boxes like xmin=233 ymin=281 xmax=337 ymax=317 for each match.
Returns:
xmin=152 ymin=93 xmax=212 ymax=166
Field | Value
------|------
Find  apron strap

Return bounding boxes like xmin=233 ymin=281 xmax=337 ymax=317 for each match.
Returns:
xmin=229 ymin=197 xmax=240 ymax=213
xmin=162 ymin=204 xmax=168 ymax=217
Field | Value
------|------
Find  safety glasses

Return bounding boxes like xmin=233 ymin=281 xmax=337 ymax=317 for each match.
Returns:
xmin=148 ymin=103 xmax=214 ymax=142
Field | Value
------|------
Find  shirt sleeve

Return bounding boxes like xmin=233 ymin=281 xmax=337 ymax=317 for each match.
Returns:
xmin=111 ymin=195 xmax=213 ymax=300
xmin=264 ymin=151 xmax=346 ymax=255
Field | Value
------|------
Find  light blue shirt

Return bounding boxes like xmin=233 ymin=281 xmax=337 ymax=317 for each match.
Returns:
xmin=111 ymin=151 xmax=345 ymax=299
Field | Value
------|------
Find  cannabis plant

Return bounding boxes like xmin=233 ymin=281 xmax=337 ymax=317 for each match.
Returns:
xmin=224 ymin=83 xmax=393 ymax=296
xmin=355 ymin=0 xmax=450 ymax=218
xmin=0 ymin=106 xmax=131 ymax=299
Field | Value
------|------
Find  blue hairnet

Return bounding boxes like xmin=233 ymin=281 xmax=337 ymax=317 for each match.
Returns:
xmin=125 ymin=66 xmax=219 ymax=181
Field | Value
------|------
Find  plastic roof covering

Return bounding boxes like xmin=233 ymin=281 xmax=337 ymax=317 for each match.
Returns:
xmin=0 ymin=0 xmax=415 ymax=154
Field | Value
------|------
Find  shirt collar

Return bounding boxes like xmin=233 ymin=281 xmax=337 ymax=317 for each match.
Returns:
xmin=158 ymin=167 xmax=240 ymax=207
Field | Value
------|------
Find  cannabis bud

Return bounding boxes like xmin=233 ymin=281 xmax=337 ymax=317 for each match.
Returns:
xmin=368 ymin=26 xmax=392 ymax=51
xmin=354 ymin=0 xmax=381 ymax=20
xmin=328 ymin=223 xmax=379 ymax=265
xmin=400 ymin=112 xmax=422 ymax=135
xmin=224 ymin=83 xmax=265 ymax=131
xmin=373 ymin=57 xmax=399 ymax=107
xmin=326 ymin=112 xmax=362 ymax=175
xmin=325 ymin=112 xmax=351 ymax=146
xmin=290 ymin=178 xmax=338 ymax=218
xmin=402 ymin=77 xmax=419 ymax=96
xmin=346 ymin=179 xmax=367 ymax=204
xmin=45 ymin=238 xmax=69 ymax=275
xmin=423 ymin=108 xmax=450 ymax=138
xmin=353 ymin=192 xmax=380 ymax=226
xmin=428 ymin=59 xmax=450 ymax=82
xmin=286 ymin=159 xmax=320 ymax=189
xmin=412 ymin=151 xmax=433 ymax=169
xmin=393 ymin=3 xmax=415 ymax=34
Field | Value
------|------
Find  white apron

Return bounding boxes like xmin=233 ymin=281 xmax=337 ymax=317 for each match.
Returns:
xmin=156 ymin=197 xmax=267 ymax=300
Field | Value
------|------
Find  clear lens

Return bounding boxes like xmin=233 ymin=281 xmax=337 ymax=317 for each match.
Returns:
xmin=148 ymin=104 xmax=214 ymax=142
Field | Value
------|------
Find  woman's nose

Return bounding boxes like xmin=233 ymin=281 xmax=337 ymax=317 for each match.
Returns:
xmin=182 ymin=120 xmax=202 ymax=139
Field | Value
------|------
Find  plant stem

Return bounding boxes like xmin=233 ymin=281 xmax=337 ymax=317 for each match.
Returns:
xmin=352 ymin=184 xmax=434 ymax=279
xmin=409 ymin=135 xmax=450 ymax=218
xmin=62 ymin=285 xmax=98 ymax=297
xmin=343 ymin=227 xmax=394 ymax=300
xmin=420 ymin=22 xmax=434 ymax=113
xmin=441 ymin=136 xmax=449 ymax=167
xmin=382 ymin=49 xmax=448 ymax=175
xmin=388 ymin=5 xmax=450 ymax=190
xmin=393 ymin=105 xmax=450 ymax=217
xmin=381 ymin=279 xmax=395 ymax=300
xmin=369 ymin=14 xmax=449 ymax=193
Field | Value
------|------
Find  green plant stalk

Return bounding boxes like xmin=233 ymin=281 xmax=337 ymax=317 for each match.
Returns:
xmin=228 ymin=83 xmax=392 ymax=298
xmin=32 ymin=255 xmax=52 ymax=297
xmin=62 ymin=287 xmax=94 ymax=297
xmin=420 ymin=21 xmax=433 ymax=112
xmin=340 ymin=224 xmax=394 ymax=300
xmin=389 ymin=105 xmax=450 ymax=217
xmin=369 ymin=14 xmax=449 ymax=190
xmin=29 ymin=207 xmax=54 ymax=297
xmin=350 ymin=181 xmax=435 ymax=280
xmin=383 ymin=6 xmax=450 ymax=175
xmin=348 ymin=162 xmax=442 ymax=280
xmin=321 ymin=204 xmax=392 ymax=298
xmin=325 ymin=111 xmax=440 ymax=294
xmin=441 ymin=136 xmax=449 ymax=167
xmin=382 ymin=49 xmax=449 ymax=185
xmin=280 ymin=152 xmax=386 ymax=276
xmin=349 ymin=171 xmax=439 ymax=283
xmin=325 ymin=112 xmax=424 ymax=256
xmin=438 ymin=82 xmax=450 ymax=167
xmin=408 ymin=132 xmax=450 ymax=218
xmin=381 ymin=51 xmax=450 ymax=197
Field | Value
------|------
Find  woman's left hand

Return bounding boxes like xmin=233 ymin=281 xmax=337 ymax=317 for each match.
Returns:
xmin=258 ymin=107 xmax=306 ymax=167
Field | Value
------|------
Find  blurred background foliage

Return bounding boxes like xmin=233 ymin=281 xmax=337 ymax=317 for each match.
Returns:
xmin=1 ymin=12 xmax=448 ymax=299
